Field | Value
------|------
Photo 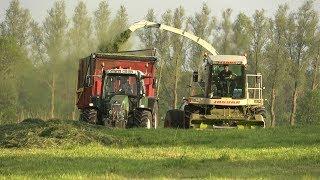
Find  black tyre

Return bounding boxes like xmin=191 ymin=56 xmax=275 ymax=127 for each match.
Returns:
xmin=133 ymin=109 xmax=152 ymax=129
xmin=164 ymin=109 xmax=185 ymax=128
xmin=183 ymin=106 xmax=194 ymax=129
xmin=80 ymin=109 xmax=98 ymax=124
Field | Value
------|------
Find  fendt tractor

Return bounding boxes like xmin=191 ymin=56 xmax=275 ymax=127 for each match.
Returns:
xmin=164 ymin=54 xmax=266 ymax=129
xmin=76 ymin=50 xmax=159 ymax=128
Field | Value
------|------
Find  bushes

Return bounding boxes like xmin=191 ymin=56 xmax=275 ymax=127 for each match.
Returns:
xmin=297 ymin=89 xmax=320 ymax=125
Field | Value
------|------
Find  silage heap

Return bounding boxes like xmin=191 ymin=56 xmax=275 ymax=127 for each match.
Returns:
xmin=0 ymin=119 xmax=117 ymax=148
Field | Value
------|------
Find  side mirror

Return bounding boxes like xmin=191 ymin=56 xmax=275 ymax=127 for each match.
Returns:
xmin=90 ymin=96 xmax=100 ymax=108
xmin=152 ymin=78 xmax=157 ymax=89
xmin=85 ymin=75 xmax=91 ymax=87
xmin=140 ymin=92 xmax=146 ymax=97
xmin=192 ymin=71 xmax=199 ymax=82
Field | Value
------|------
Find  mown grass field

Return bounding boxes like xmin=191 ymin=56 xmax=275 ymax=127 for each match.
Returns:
xmin=0 ymin=119 xmax=319 ymax=179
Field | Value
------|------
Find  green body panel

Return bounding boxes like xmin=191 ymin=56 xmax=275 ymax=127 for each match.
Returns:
xmin=190 ymin=111 xmax=265 ymax=128
xmin=109 ymin=95 xmax=130 ymax=113
xmin=139 ymin=97 xmax=149 ymax=109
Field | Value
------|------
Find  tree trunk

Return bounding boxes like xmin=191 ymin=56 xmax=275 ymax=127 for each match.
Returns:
xmin=270 ymin=87 xmax=276 ymax=127
xmin=72 ymin=78 xmax=78 ymax=120
xmin=289 ymin=82 xmax=298 ymax=126
xmin=255 ymin=51 xmax=258 ymax=74
xmin=173 ymin=57 xmax=179 ymax=109
xmin=156 ymin=55 xmax=165 ymax=97
xmin=311 ymin=55 xmax=319 ymax=91
xmin=50 ymin=74 xmax=55 ymax=119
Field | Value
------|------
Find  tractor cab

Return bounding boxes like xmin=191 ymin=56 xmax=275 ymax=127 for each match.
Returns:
xmin=102 ymin=69 xmax=145 ymax=98
xmin=99 ymin=68 xmax=154 ymax=128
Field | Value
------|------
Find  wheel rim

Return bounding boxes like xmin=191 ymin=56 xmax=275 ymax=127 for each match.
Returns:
xmin=153 ymin=112 xmax=158 ymax=129
xmin=147 ymin=118 xmax=151 ymax=129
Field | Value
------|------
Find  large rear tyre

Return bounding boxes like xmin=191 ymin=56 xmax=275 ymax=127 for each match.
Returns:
xmin=164 ymin=109 xmax=185 ymax=128
xmin=80 ymin=109 xmax=98 ymax=124
xmin=133 ymin=109 xmax=152 ymax=129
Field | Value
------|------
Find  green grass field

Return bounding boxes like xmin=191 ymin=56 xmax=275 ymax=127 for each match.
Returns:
xmin=0 ymin=119 xmax=319 ymax=179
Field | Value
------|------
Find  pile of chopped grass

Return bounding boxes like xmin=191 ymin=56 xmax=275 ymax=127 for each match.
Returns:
xmin=1 ymin=119 xmax=319 ymax=150
xmin=0 ymin=119 xmax=116 ymax=148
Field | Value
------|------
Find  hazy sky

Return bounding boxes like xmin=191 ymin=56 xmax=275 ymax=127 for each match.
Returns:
xmin=1 ymin=0 xmax=319 ymax=24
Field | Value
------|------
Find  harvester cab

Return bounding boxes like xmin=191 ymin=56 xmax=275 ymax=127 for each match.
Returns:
xmin=165 ymin=55 xmax=266 ymax=129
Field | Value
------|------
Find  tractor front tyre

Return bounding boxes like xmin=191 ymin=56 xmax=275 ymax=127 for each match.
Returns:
xmin=133 ymin=110 xmax=152 ymax=129
xmin=164 ymin=109 xmax=185 ymax=128
xmin=80 ymin=109 xmax=98 ymax=124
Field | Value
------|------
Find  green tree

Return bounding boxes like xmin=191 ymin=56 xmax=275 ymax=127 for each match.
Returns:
xmin=43 ymin=0 xmax=68 ymax=119
xmin=155 ymin=10 xmax=173 ymax=116
xmin=98 ymin=5 xmax=130 ymax=52
xmin=70 ymin=1 xmax=93 ymax=57
xmin=110 ymin=5 xmax=130 ymax=51
xmin=233 ymin=12 xmax=252 ymax=55
xmin=219 ymin=8 xmax=233 ymax=54
xmin=68 ymin=1 xmax=93 ymax=119
xmin=287 ymin=1 xmax=318 ymax=126
xmin=1 ymin=0 xmax=31 ymax=47
xmin=138 ymin=9 xmax=157 ymax=49
xmin=29 ymin=21 xmax=46 ymax=66
xmin=310 ymin=30 xmax=320 ymax=91
xmin=0 ymin=36 xmax=26 ymax=123
xmin=94 ymin=0 xmax=111 ymax=47
xmin=297 ymin=89 xmax=320 ymax=125
xmin=188 ymin=3 xmax=216 ymax=69
xmin=250 ymin=10 xmax=269 ymax=74
xmin=265 ymin=5 xmax=290 ymax=127
xmin=171 ymin=6 xmax=186 ymax=108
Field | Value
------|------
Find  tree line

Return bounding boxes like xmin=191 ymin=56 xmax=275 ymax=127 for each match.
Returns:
xmin=0 ymin=0 xmax=319 ymax=126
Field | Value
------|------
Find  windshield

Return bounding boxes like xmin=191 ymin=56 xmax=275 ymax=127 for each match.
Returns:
xmin=103 ymin=74 xmax=138 ymax=97
xmin=193 ymin=64 xmax=245 ymax=99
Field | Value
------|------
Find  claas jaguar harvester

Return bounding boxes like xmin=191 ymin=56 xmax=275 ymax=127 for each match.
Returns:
xmin=127 ymin=22 xmax=266 ymax=129
xmin=165 ymin=55 xmax=266 ymax=129
xmin=76 ymin=50 xmax=158 ymax=129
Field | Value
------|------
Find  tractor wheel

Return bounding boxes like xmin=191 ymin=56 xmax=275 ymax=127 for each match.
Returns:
xmin=254 ymin=114 xmax=266 ymax=128
xmin=164 ymin=109 xmax=184 ymax=128
xmin=133 ymin=109 xmax=152 ymax=129
xmin=184 ymin=105 xmax=197 ymax=129
xmin=80 ymin=109 xmax=98 ymax=124
xmin=152 ymin=102 xmax=159 ymax=129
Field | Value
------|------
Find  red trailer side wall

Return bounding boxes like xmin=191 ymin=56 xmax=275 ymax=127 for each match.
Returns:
xmin=76 ymin=55 xmax=157 ymax=109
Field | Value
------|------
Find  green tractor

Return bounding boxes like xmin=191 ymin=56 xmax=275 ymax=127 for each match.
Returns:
xmin=164 ymin=55 xmax=266 ymax=129
xmin=95 ymin=69 xmax=158 ymax=128
xmin=77 ymin=53 xmax=158 ymax=129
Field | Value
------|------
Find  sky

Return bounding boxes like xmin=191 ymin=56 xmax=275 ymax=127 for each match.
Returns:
xmin=1 ymin=0 xmax=319 ymax=24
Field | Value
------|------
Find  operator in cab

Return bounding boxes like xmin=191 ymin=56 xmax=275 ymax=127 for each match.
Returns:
xmin=119 ymin=77 xmax=133 ymax=95
xmin=219 ymin=65 xmax=233 ymax=80
xmin=218 ymin=65 xmax=236 ymax=97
